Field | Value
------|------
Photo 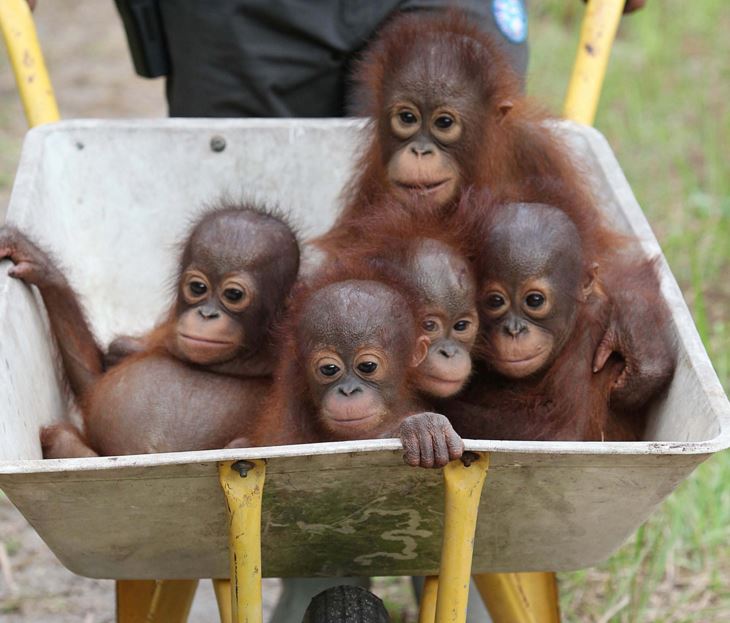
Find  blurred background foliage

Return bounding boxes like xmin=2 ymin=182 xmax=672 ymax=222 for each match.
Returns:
xmin=530 ymin=1 xmax=730 ymax=621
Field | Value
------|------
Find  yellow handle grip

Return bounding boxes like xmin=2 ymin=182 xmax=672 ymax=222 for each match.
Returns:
xmin=0 ymin=0 xmax=59 ymax=128
xmin=563 ymin=0 xmax=625 ymax=126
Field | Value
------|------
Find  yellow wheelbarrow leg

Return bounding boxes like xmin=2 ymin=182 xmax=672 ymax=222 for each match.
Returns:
xmin=116 ymin=579 xmax=198 ymax=623
xmin=0 ymin=0 xmax=60 ymax=128
xmin=219 ymin=459 xmax=266 ymax=623
xmin=418 ymin=576 xmax=439 ymax=623
xmin=117 ymin=580 xmax=156 ymax=623
xmin=434 ymin=452 xmax=489 ymax=623
xmin=563 ymin=0 xmax=625 ymax=125
xmin=473 ymin=572 xmax=560 ymax=623
xmin=213 ymin=579 xmax=233 ymax=623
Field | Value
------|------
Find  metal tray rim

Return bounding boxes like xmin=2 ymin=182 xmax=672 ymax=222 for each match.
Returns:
xmin=0 ymin=433 xmax=726 ymax=477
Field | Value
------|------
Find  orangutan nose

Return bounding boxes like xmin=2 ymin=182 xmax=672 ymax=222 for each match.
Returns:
xmin=503 ymin=319 xmax=527 ymax=337
xmin=338 ymin=381 xmax=363 ymax=397
xmin=198 ymin=305 xmax=220 ymax=320
xmin=410 ymin=143 xmax=434 ymax=158
xmin=438 ymin=344 xmax=458 ymax=358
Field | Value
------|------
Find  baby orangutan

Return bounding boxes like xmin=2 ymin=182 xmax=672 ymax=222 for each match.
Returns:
xmin=445 ymin=202 xmax=676 ymax=441
xmin=253 ymin=276 xmax=464 ymax=468
xmin=317 ymin=196 xmax=479 ymax=400
xmin=402 ymin=238 xmax=479 ymax=398
xmin=0 ymin=203 xmax=299 ymax=457
xmin=317 ymin=10 xmax=595 ymax=255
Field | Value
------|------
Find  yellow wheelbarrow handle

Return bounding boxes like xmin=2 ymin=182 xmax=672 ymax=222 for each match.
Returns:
xmin=0 ymin=0 xmax=59 ymax=128
xmin=563 ymin=0 xmax=626 ymax=126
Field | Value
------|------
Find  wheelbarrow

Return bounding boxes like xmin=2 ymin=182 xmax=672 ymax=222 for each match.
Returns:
xmin=1 ymin=1 xmax=729 ymax=622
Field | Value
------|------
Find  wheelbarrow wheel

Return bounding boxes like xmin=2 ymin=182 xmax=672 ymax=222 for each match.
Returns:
xmin=302 ymin=585 xmax=390 ymax=623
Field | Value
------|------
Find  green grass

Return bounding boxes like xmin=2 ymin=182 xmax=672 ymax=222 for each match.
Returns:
xmin=530 ymin=1 xmax=730 ymax=621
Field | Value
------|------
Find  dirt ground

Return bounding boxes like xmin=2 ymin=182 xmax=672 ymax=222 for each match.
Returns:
xmin=0 ymin=1 xmax=286 ymax=621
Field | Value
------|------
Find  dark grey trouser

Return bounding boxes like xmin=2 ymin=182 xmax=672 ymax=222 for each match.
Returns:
xmin=157 ymin=0 xmax=528 ymax=117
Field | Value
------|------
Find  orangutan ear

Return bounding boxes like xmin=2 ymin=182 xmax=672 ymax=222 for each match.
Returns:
xmin=411 ymin=336 xmax=430 ymax=367
xmin=497 ymin=100 xmax=513 ymax=123
xmin=582 ymin=262 xmax=599 ymax=301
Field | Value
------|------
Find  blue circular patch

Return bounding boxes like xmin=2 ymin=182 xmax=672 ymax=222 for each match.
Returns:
xmin=492 ymin=0 xmax=528 ymax=44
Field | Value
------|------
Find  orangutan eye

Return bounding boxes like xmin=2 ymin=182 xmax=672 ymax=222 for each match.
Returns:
xmin=525 ymin=293 xmax=545 ymax=308
xmin=357 ymin=361 xmax=378 ymax=374
xmin=224 ymin=288 xmax=244 ymax=302
xmin=189 ymin=281 xmax=207 ymax=296
xmin=434 ymin=115 xmax=454 ymax=129
xmin=422 ymin=320 xmax=438 ymax=332
xmin=453 ymin=320 xmax=470 ymax=332
xmin=399 ymin=111 xmax=418 ymax=124
xmin=319 ymin=364 xmax=340 ymax=377
xmin=486 ymin=294 xmax=505 ymax=309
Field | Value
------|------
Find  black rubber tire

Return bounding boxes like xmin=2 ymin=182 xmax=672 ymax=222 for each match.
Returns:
xmin=302 ymin=585 xmax=391 ymax=623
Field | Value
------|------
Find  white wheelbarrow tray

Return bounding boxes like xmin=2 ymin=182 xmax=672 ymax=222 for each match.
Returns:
xmin=0 ymin=119 xmax=728 ymax=580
